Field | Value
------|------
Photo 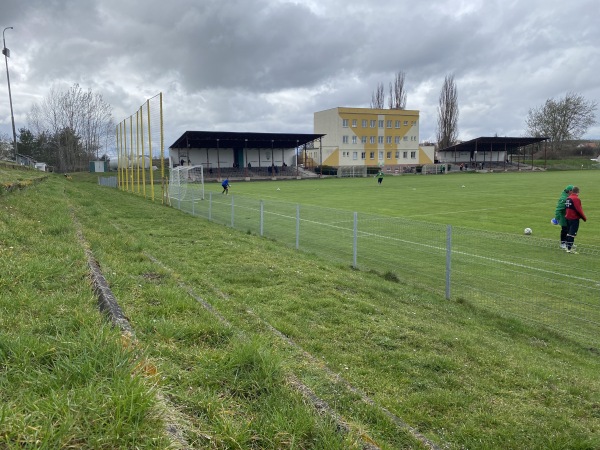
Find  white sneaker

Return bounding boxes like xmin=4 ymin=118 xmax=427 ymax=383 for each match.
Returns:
xmin=560 ymin=243 xmax=566 ymax=249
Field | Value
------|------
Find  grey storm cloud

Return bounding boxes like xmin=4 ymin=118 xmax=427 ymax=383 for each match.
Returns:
xmin=0 ymin=0 xmax=598 ymax=148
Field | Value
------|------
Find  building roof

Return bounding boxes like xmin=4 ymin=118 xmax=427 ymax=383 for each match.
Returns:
xmin=439 ymin=136 xmax=548 ymax=154
xmin=169 ymin=131 xmax=325 ymax=150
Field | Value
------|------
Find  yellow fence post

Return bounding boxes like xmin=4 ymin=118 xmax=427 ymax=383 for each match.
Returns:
xmin=160 ymin=92 xmax=165 ymax=204
xmin=147 ymin=99 xmax=154 ymax=202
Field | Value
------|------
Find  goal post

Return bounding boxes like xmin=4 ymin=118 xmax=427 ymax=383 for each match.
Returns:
xmin=337 ymin=165 xmax=368 ymax=178
xmin=421 ymin=164 xmax=448 ymax=174
xmin=168 ymin=165 xmax=205 ymax=207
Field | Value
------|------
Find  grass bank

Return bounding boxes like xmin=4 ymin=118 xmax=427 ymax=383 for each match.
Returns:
xmin=1 ymin=170 xmax=599 ymax=449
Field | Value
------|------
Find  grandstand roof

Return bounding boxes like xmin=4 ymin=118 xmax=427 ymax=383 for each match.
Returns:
xmin=169 ymin=131 xmax=325 ymax=150
xmin=440 ymin=136 xmax=548 ymax=154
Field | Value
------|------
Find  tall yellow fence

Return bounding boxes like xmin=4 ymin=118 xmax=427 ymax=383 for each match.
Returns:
xmin=115 ymin=93 xmax=166 ymax=202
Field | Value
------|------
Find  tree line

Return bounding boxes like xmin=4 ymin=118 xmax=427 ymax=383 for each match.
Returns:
xmin=0 ymin=84 xmax=114 ymax=172
xmin=370 ymin=73 xmax=596 ymax=151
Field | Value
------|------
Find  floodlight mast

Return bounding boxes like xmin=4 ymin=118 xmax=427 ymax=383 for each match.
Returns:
xmin=3 ymin=26 xmax=18 ymax=161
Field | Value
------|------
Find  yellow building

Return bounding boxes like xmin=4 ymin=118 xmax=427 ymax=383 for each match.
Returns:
xmin=309 ymin=107 xmax=434 ymax=170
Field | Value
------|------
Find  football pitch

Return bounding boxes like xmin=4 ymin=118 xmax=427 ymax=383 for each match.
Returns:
xmin=195 ymin=170 xmax=600 ymax=348
xmin=205 ymin=169 xmax=600 ymax=246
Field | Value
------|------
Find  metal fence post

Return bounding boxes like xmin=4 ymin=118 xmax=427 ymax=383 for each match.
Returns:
xmin=231 ymin=195 xmax=235 ymax=228
xmin=353 ymin=212 xmax=358 ymax=268
xmin=260 ymin=200 xmax=264 ymax=237
xmin=296 ymin=204 xmax=300 ymax=249
xmin=446 ymin=224 xmax=452 ymax=300
xmin=208 ymin=191 xmax=212 ymax=221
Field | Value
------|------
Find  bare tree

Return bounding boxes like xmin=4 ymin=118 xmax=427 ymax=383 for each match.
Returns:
xmin=0 ymin=132 xmax=12 ymax=160
xmin=526 ymin=92 xmax=597 ymax=150
xmin=370 ymin=83 xmax=385 ymax=109
xmin=389 ymin=71 xmax=407 ymax=109
xmin=27 ymin=84 xmax=114 ymax=172
xmin=436 ymin=74 xmax=459 ymax=150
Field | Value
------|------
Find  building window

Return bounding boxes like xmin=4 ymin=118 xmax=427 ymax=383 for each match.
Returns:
xmin=395 ymin=120 xmax=400 ymax=128
xmin=352 ymin=119 xmax=357 ymax=127
xmin=386 ymin=120 xmax=392 ymax=128
xmin=370 ymin=136 xmax=375 ymax=144
xmin=353 ymin=152 xmax=358 ymax=160
xmin=378 ymin=120 xmax=384 ymax=128
xmin=362 ymin=119 xmax=367 ymax=127
xmin=343 ymin=135 xmax=349 ymax=144
xmin=403 ymin=136 xmax=408 ymax=141
xmin=378 ymin=151 xmax=384 ymax=159
xmin=370 ymin=120 xmax=376 ymax=128
xmin=411 ymin=151 xmax=416 ymax=159
xmin=386 ymin=136 xmax=392 ymax=144
xmin=395 ymin=151 xmax=400 ymax=158
xmin=404 ymin=120 xmax=408 ymax=126
xmin=352 ymin=135 xmax=357 ymax=144
xmin=361 ymin=152 xmax=366 ymax=159
xmin=343 ymin=119 xmax=349 ymax=128
xmin=403 ymin=151 xmax=408 ymax=158
xmin=370 ymin=151 xmax=375 ymax=159
xmin=378 ymin=136 xmax=384 ymax=144
xmin=395 ymin=136 xmax=400 ymax=144
xmin=387 ymin=151 xmax=391 ymax=159
xmin=361 ymin=136 xmax=367 ymax=144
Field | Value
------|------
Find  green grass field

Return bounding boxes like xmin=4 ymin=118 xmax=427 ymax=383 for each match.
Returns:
xmin=204 ymin=170 xmax=600 ymax=245
xmin=1 ymin=169 xmax=599 ymax=449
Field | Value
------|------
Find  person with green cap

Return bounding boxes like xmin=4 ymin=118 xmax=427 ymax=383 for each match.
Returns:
xmin=554 ymin=184 xmax=574 ymax=249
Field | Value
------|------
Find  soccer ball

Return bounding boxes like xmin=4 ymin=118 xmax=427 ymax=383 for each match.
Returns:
xmin=524 ymin=227 xmax=532 ymax=235
xmin=551 ymin=218 xmax=559 ymax=225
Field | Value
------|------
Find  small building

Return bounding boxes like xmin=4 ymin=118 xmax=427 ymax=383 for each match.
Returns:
xmin=16 ymin=153 xmax=35 ymax=168
xmin=89 ymin=160 xmax=109 ymax=173
xmin=34 ymin=162 xmax=48 ymax=172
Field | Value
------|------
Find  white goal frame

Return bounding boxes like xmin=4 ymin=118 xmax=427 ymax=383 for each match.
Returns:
xmin=168 ymin=165 xmax=205 ymax=204
xmin=337 ymin=165 xmax=368 ymax=178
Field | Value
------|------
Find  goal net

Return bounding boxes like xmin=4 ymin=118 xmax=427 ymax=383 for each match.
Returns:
xmin=337 ymin=165 xmax=368 ymax=178
xmin=169 ymin=165 xmax=205 ymax=206
xmin=421 ymin=164 xmax=448 ymax=174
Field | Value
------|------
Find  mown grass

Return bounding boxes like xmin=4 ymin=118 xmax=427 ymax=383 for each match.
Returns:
xmin=201 ymin=170 xmax=600 ymax=244
xmin=1 ymin=169 xmax=599 ymax=449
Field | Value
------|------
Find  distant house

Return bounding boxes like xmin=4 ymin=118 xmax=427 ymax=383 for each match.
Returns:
xmin=34 ymin=162 xmax=48 ymax=172
xmin=16 ymin=153 xmax=35 ymax=167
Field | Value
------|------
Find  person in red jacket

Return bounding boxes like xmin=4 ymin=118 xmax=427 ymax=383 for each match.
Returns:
xmin=564 ymin=186 xmax=587 ymax=253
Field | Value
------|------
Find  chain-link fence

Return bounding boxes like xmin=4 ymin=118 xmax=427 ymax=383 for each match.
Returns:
xmin=172 ymin=188 xmax=600 ymax=349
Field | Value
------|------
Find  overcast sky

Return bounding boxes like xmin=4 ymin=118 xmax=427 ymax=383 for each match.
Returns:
xmin=1 ymin=0 xmax=598 ymax=152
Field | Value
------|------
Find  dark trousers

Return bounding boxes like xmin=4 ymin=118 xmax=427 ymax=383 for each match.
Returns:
xmin=566 ymin=219 xmax=580 ymax=250
xmin=560 ymin=225 xmax=568 ymax=245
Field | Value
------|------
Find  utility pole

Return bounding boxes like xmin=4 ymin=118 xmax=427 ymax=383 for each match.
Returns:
xmin=3 ymin=27 xmax=18 ymax=161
